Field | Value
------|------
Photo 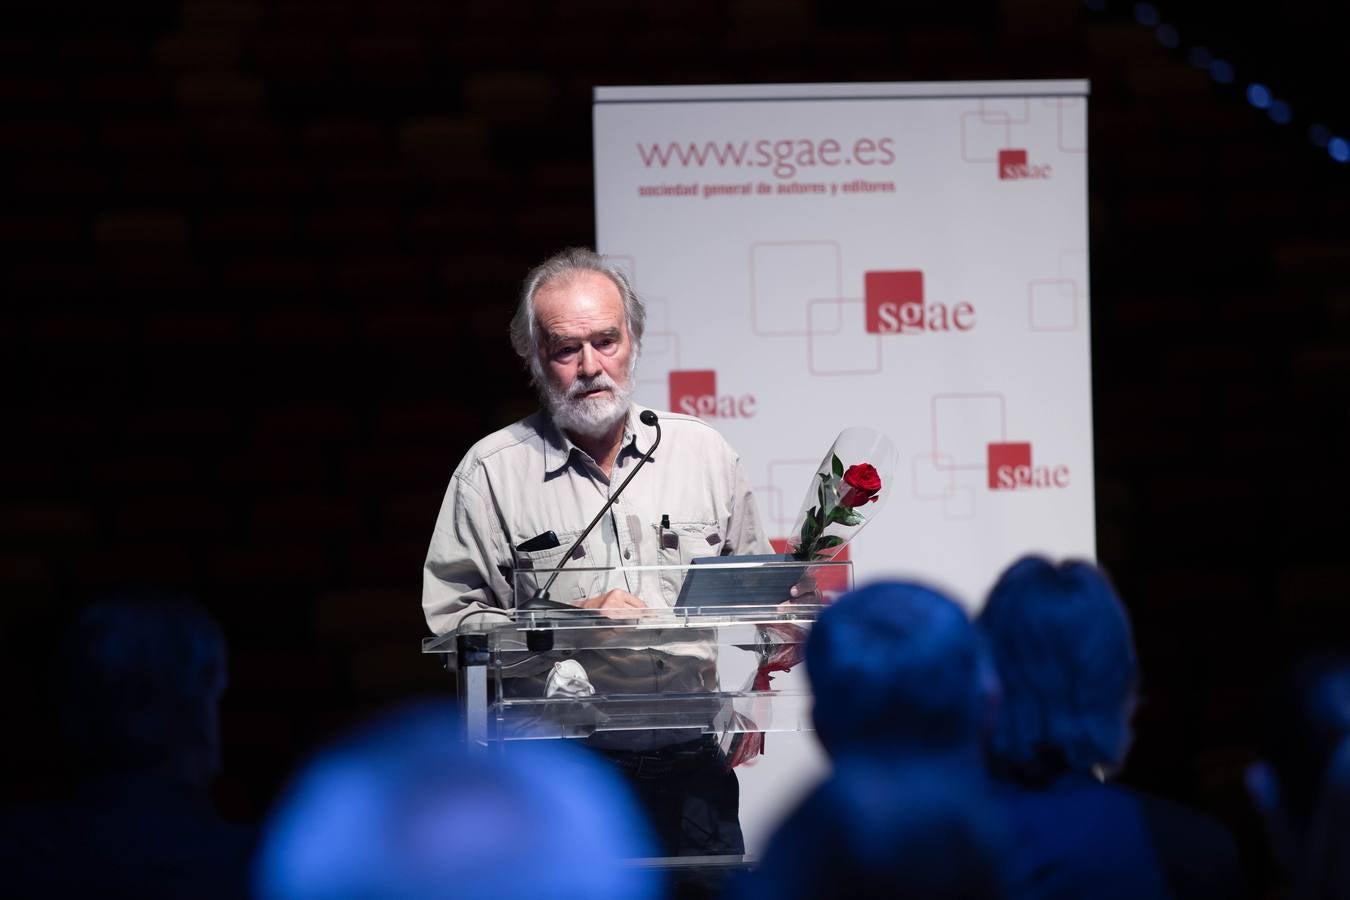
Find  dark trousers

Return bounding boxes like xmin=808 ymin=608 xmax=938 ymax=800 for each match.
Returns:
xmin=596 ymin=735 xmax=745 ymax=858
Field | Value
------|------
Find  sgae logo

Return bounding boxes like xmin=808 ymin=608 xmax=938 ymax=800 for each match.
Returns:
xmin=669 ymin=369 xmax=757 ymax=419
xmin=987 ymin=442 xmax=1070 ymax=490
xmin=998 ymin=149 xmax=1052 ymax=180
xmin=864 ymin=270 xmax=976 ymax=335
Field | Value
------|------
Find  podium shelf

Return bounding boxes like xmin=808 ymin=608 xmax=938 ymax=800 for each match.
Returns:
xmin=493 ymin=688 xmax=813 ymax=741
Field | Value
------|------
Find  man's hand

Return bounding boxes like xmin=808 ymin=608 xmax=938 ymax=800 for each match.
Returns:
xmin=579 ymin=589 xmax=648 ymax=617
xmin=782 ymin=572 xmax=821 ymax=607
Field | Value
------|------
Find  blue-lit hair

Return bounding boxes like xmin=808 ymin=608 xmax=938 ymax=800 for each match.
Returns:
xmin=1261 ymin=653 xmax=1350 ymax=831
xmin=58 ymin=588 xmax=226 ymax=776
xmin=807 ymin=581 xmax=985 ymax=758
xmin=742 ymin=760 xmax=1006 ymax=900
xmin=255 ymin=702 xmax=658 ymax=900
xmin=978 ymin=555 xmax=1138 ymax=781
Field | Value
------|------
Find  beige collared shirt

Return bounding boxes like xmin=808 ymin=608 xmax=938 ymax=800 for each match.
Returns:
xmin=422 ymin=405 xmax=773 ymax=635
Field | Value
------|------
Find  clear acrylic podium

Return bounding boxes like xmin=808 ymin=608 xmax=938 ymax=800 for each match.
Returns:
xmin=421 ymin=560 xmax=851 ymax=886
xmin=421 ymin=560 xmax=852 ymax=751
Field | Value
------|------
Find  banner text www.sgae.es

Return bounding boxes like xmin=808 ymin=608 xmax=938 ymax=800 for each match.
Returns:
xmin=636 ymin=137 xmax=896 ymax=180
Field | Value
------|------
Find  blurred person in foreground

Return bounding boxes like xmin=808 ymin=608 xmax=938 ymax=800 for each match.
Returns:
xmin=736 ymin=581 xmax=1007 ymax=899
xmin=1247 ymin=652 xmax=1350 ymax=900
xmin=254 ymin=702 xmax=660 ymax=900
xmin=805 ymin=580 xmax=993 ymax=767
xmin=0 ymin=589 xmax=254 ymax=899
xmin=979 ymin=555 xmax=1243 ymax=900
xmin=740 ymin=763 xmax=1004 ymax=900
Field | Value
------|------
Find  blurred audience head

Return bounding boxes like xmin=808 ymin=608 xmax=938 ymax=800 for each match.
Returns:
xmin=741 ymin=761 xmax=1005 ymax=900
xmin=1248 ymin=652 xmax=1350 ymax=900
xmin=807 ymin=580 xmax=987 ymax=760
xmin=255 ymin=702 xmax=659 ymax=900
xmin=978 ymin=555 xmax=1138 ymax=782
xmin=56 ymin=587 xmax=227 ymax=786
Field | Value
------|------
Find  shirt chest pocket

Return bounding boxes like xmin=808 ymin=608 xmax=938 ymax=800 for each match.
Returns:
xmin=512 ymin=531 xmax=588 ymax=605
xmin=657 ymin=521 xmax=724 ymax=566
xmin=654 ymin=520 xmax=723 ymax=606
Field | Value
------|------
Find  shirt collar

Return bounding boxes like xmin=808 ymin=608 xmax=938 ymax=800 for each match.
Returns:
xmin=541 ymin=405 xmax=655 ymax=478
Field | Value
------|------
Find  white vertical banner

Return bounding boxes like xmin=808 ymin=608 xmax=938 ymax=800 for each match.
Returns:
xmin=592 ymin=80 xmax=1093 ymax=851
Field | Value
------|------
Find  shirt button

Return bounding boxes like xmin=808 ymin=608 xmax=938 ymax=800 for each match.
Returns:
xmin=624 ymin=548 xmax=632 ymax=559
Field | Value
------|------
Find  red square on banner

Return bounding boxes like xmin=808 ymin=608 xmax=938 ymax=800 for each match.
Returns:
xmin=999 ymin=149 xmax=1027 ymax=180
xmin=770 ymin=539 xmax=852 ymax=597
xmin=669 ymin=369 xmax=716 ymax=415
xmin=987 ymin=442 xmax=1032 ymax=490
xmin=864 ymin=270 xmax=924 ymax=334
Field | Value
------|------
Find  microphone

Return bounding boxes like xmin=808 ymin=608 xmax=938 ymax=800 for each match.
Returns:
xmin=523 ymin=410 xmax=662 ymax=609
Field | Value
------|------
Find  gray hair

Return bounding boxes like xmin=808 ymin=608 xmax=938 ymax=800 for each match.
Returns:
xmin=509 ymin=247 xmax=646 ymax=382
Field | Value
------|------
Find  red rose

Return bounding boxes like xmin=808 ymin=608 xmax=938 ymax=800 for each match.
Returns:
xmin=839 ymin=462 xmax=882 ymax=508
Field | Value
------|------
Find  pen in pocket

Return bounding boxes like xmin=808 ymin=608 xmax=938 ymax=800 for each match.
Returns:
xmin=659 ymin=514 xmax=679 ymax=550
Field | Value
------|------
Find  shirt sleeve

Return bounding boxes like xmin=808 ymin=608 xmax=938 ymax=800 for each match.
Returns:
xmin=422 ymin=467 xmax=514 ymax=635
xmin=725 ymin=452 xmax=775 ymax=557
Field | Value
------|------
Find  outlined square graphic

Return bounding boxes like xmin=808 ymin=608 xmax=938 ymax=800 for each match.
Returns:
xmin=636 ymin=330 xmax=682 ymax=389
xmin=750 ymin=241 xmax=841 ymax=335
xmin=864 ymin=270 xmax=924 ymax=334
xmin=978 ymin=99 xmax=1030 ymax=125
xmin=961 ymin=110 xmax=1012 ymax=162
xmin=808 ymin=299 xmax=881 ymax=375
xmin=987 ymin=442 xmax=1032 ymax=490
xmin=1029 ymin=279 xmax=1078 ymax=331
xmin=669 ymin=370 xmax=715 ymax=413
xmin=933 ymin=394 xmax=1007 ymax=470
xmin=912 ymin=454 xmax=956 ymax=500
xmin=1048 ymin=97 xmax=1087 ymax=153
xmin=999 ymin=149 xmax=1027 ymax=179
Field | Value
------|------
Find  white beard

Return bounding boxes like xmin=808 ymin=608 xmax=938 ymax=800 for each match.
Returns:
xmin=542 ymin=368 xmax=634 ymax=440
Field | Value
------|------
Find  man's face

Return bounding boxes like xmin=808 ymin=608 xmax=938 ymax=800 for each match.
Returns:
xmin=533 ymin=270 xmax=635 ymax=438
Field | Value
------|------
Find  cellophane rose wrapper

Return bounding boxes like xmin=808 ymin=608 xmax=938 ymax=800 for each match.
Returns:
xmin=787 ymin=427 xmax=898 ymax=562
xmin=719 ymin=622 xmax=807 ymax=769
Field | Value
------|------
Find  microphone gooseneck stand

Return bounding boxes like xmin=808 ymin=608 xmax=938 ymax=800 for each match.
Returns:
xmin=522 ymin=409 xmax=663 ymax=610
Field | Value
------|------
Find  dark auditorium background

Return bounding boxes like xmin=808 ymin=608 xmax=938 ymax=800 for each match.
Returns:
xmin=3 ymin=0 xmax=1347 ymax=890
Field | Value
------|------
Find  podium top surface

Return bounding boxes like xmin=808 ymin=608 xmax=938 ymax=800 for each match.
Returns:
xmin=421 ymin=604 xmax=825 ymax=654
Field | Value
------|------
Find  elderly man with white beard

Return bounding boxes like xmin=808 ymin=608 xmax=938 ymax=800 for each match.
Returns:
xmin=423 ymin=247 xmax=772 ymax=629
xmin=422 ymin=247 xmax=774 ymax=858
